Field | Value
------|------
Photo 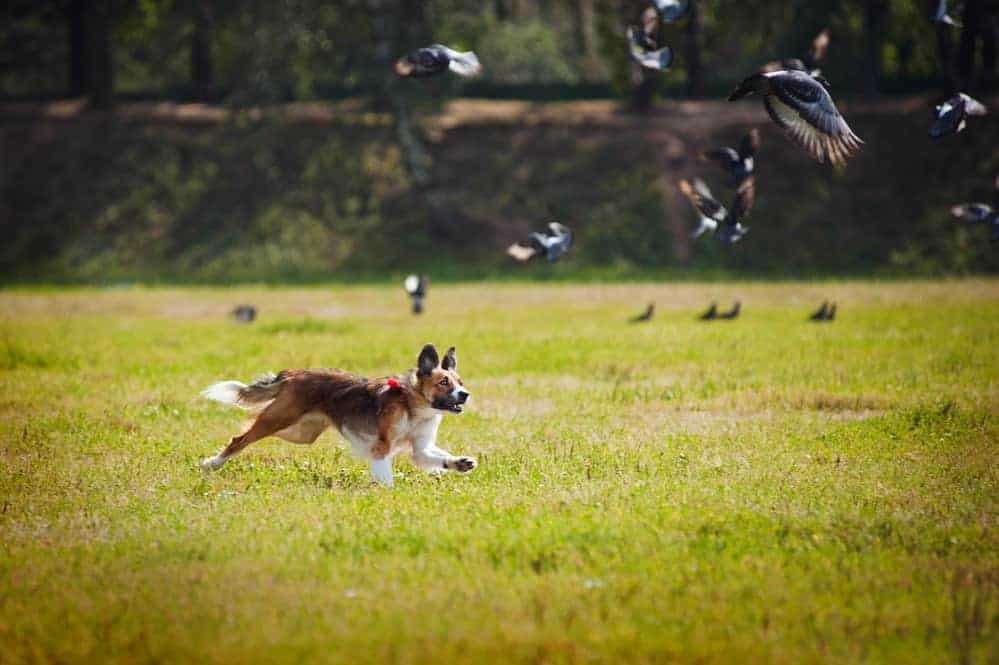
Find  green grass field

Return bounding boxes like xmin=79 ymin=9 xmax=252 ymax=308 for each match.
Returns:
xmin=2 ymin=281 xmax=998 ymax=664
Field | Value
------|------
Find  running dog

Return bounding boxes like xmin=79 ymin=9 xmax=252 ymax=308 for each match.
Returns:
xmin=200 ymin=343 xmax=475 ymax=486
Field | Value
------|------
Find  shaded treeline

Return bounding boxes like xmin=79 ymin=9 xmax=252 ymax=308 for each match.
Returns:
xmin=2 ymin=1 xmax=997 ymax=107
xmin=3 ymin=99 xmax=997 ymax=282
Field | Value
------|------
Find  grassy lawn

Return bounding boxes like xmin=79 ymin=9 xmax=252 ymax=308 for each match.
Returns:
xmin=1 ymin=281 xmax=997 ymax=664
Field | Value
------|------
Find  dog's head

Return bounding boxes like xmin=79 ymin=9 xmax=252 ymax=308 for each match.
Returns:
xmin=415 ymin=343 xmax=469 ymax=414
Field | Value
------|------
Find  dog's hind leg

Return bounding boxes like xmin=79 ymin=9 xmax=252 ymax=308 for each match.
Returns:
xmin=201 ymin=398 xmax=303 ymax=470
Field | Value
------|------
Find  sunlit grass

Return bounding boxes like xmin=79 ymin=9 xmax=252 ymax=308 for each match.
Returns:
xmin=1 ymin=280 xmax=997 ymax=663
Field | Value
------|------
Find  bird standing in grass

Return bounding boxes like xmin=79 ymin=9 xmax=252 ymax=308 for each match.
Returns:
xmin=728 ymin=66 xmax=862 ymax=166
xmin=930 ymin=93 xmax=987 ymax=138
xmin=230 ymin=305 xmax=257 ymax=323
xmin=404 ymin=274 xmax=429 ymax=314
xmin=699 ymin=302 xmax=718 ymax=320
xmin=393 ymin=45 xmax=482 ymax=78
xmin=630 ymin=303 xmax=656 ymax=323
xmin=809 ymin=301 xmax=830 ymax=321
xmin=718 ymin=301 xmax=741 ymax=319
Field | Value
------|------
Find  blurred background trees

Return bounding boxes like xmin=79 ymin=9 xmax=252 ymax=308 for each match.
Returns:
xmin=2 ymin=0 xmax=996 ymax=105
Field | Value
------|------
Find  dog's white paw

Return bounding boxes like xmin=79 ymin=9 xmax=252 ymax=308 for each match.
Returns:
xmin=201 ymin=455 xmax=225 ymax=471
xmin=450 ymin=457 xmax=477 ymax=473
xmin=369 ymin=458 xmax=394 ymax=487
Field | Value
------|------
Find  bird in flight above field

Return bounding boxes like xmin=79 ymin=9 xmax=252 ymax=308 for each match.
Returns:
xmin=930 ymin=0 xmax=961 ymax=26
xmin=230 ymin=304 xmax=256 ymax=323
xmin=507 ymin=222 xmax=574 ymax=263
xmin=393 ymin=44 xmax=482 ymax=78
xmin=701 ymin=128 xmax=760 ymax=188
xmin=404 ymin=274 xmax=429 ymax=314
xmin=679 ymin=177 xmax=755 ymax=244
xmin=718 ymin=301 xmax=741 ymax=319
xmin=699 ymin=302 xmax=718 ymax=320
xmin=651 ymin=0 xmax=689 ymax=22
xmin=626 ymin=26 xmax=673 ymax=71
xmin=761 ymin=28 xmax=830 ymax=78
xmin=930 ymin=93 xmax=987 ymax=138
xmin=728 ymin=66 xmax=862 ymax=166
xmin=630 ymin=302 xmax=656 ymax=323
xmin=951 ymin=203 xmax=999 ymax=242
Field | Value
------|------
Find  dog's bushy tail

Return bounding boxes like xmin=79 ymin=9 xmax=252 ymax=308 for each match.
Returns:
xmin=201 ymin=372 xmax=284 ymax=410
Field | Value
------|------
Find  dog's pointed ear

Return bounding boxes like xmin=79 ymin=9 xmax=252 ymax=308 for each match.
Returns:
xmin=441 ymin=346 xmax=457 ymax=371
xmin=417 ymin=343 xmax=439 ymax=376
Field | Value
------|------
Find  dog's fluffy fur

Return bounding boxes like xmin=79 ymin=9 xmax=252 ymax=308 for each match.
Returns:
xmin=200 ymin=343 xmax=475 ymax=486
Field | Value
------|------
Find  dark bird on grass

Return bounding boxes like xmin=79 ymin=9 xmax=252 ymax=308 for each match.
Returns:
xmin=699 ymin=302 xmax=718 ymax=320
xmin=761 ymin=28 xmax=830 ymax=78
xmin=930 ymin=0 xmax=962 ymax=27
xmin=679 ymin=177 xmax=755 ymax=244
xmin=626 ymin=26 xmax=674 ymax=71
xmin=404 ymin=274 xmax=429 ymax=314
xmin=951 ymin=203 xmax=999 ymax=242
xmin=728 ymin=68 xmax=862 ymax=166
xmin=809 ymin=301 xmax=830 ymax=321
xmin=719 ymin=301 xmax=741 ymax=319
xmin=630 ymin=302 xmax=656 ymax=323
xmin=230 ymin=304 xmax=257 ymax=323
xmin=930 ymin=93 xmax=987 ymax=138
xmin=393 ymin=44 xmax=482 ymax=78
xmin=701 ymin=128 xmax=760 ymax=188
xmin=507 ymin=222 xmax=574 ymax=263
xmin=651 ymin=0 xmax=689 ymax=22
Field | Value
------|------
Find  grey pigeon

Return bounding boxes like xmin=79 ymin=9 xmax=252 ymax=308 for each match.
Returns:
xmin=651 ymin=0 xmax=689 ymax=22
xmin=702 ymin=128 xmax=760 ymax=188
xmin=394 ymin=44 xmax=482 ymax=78
xmin=231 ymin=304 xmax=257 ymax=323
xmin=951 ymin=202 xmax=999 ymax=242
xmin=626 ymin=26 xmax=673 ymax=71
xmin=930 ymin=0 xmax=962 ymax=27
xmin=729 ymin=69 xmax=862 ymax=166
xmin=679 ymin=177 xmax=755 ymax=244
xmin=508 ymin=222 xmax=574 ymax=263
xmin=404 ymin=274 xmax=429 ymax=314
xmin=718 ymin=301 xmax=741 ymax=319
xmin=699 ymin=302 xmax=718 ymax=320
xmin=630 ymin=302 xmax=656 ymax=323
xmin=930 ymin=93 xmax=987 ymax=138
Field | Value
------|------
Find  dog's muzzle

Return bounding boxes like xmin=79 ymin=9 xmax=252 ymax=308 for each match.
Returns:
xmin=434 ymin=389 xmax=469 ymax=414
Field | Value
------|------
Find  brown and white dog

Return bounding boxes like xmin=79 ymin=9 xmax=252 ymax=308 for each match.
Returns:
xmin=200 ymin=343 xmax=475 ymax=486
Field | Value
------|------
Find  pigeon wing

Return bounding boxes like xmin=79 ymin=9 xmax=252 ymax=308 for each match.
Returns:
xmin=960 ymin=93 xmax=988 ymax=116
xmin=804 ymin=28 xmax=830 ymax=72
xmin=726 ymin=177 xmax=756 ymax=227
xmin=765 ymin=73 xmax=862 ymax=165
xmin=951 ymin=203 xmax=994 ymax=224
xmin=507 ymin=243 xmax=539 ymax=262
xmin=437 ymin=45 xmax=482 ymax=77
xmin=738 ymin=128 xmax=760 ymax=160
xmin=653 ymin=0 xmax=689 ymax=22
xmin=679 ymin=178 xmax=727 ymax=221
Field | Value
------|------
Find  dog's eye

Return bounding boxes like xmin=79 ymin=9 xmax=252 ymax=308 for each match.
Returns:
xmin=439 ymin=377 xmax=450 ymax=387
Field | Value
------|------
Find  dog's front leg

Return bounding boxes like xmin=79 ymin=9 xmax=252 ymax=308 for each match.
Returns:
xmin=411 ymin=418 xmax=477 ymax=474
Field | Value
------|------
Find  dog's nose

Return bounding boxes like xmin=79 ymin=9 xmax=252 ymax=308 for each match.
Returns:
xmin=456 ymin=390 xmax=469 ymax=404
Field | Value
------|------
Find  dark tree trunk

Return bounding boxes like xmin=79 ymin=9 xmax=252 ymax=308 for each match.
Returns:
xmin=935 ymin=23 xmax=958 ymax=96
xmin=958 ymin=0 xmax=998 ymax=91
xmin=863 ymin=0 xmax=888 ymax=97
xmin=684 ymin=0 xmax=705 ymax=97
xmin=630 ymin=5 xmax=657 ymax=112
xmin=571 ymin=0 xmax=594 ymax=58
xmin=68 ymin=0 xmax=88 ymax=96
xmin=191 ymin=0 xmax=214 ymax=100
xmin=88 ymin=0 xmax=114 ymax=109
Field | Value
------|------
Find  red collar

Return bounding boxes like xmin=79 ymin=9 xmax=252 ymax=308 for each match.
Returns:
xmin=386 ymin=378 xmax=401 ymax=389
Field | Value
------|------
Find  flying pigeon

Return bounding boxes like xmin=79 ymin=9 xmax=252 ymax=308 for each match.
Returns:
xmin=951 ymin=202 xmax=999 ymax=242
xmin=404 ymin=274 xmax=429 ymax=314
xmin=930 ymin=0 xmax=962 ymax=27
xmin=930 ymin=93 xmax=987 ymax=138
xmin=728 ymin=68 xmax=863 ymax=166
xmin=230 ymin=304 xmax=256 ymax=323
xmin=626 ymin=26 xmax=673 ymax=71
xmin=699 ymin=302 xmax=718 ymax=320
xmin=630 ymin=302 xmax=656 ymax=323
xmin=718 ymin=301 xmax=741 ymax=319
xmin=651 ymin=0 xmax=689 ymax=22
xmin=679 ymin=177 xmax=755 ymax=244
xmin=761 ymin=28 xmax=830 ymax=77
xmin=393 ymin=44 xmax=482 ymax=78
xmin=507 ymin=222 xmax=574 ymax=263
xmin=701 ymin=128 xmax=760 ymax=188
xmin=809 ymin=301 xmax=830 ymax=321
